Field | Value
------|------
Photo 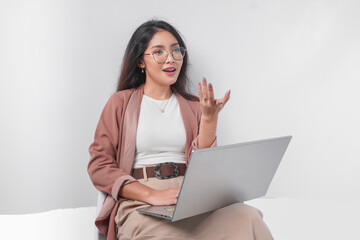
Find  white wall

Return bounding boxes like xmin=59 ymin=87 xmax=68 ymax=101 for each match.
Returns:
xmin=0 ymin=0 xmax=359 ymax=214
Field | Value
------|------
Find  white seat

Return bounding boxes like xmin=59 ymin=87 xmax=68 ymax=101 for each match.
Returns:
xmin=94 ymin=190 xmax=107 ymax=240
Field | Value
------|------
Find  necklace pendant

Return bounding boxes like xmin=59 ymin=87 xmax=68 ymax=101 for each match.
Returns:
xmin=161 ymin=110 xmax=165 ymax=113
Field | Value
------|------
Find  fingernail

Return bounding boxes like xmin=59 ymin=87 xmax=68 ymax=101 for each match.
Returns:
xmin=229 ymin=90 xmax=231 ymax=95
xmin=209 ymin=83 xmax=213 ymax=88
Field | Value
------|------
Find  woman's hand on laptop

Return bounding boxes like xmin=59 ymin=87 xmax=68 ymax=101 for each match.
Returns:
xmin=120 ymin=182 xmax=179 ymax=205
xmin=147 ymin=187 xmax=180 ymax=206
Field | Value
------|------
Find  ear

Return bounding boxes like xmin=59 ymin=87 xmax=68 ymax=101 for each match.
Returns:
xmin=137 ymin=59 xmax=145 ymax=69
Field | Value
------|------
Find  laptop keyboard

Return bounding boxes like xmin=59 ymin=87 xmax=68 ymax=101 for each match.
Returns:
xmin=152 ymin=206 xmax=175 ymax=216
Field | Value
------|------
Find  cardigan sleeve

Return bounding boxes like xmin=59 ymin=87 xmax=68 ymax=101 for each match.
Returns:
xmin=87 ymin=94 xmax=137 ymax=201
xmin=191 ymin=135 xmax=217 ymax=150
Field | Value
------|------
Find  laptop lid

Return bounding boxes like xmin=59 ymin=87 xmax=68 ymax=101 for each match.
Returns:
xmin=171 ymin=135 xmax=292 ymax=221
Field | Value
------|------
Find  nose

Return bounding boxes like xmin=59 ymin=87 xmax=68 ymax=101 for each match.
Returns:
xmin=165 ymin=51 xmax=175 ymax=63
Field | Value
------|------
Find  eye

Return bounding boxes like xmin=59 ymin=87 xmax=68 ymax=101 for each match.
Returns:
xmin=173 ymin=47 xmax=180 ymax=53
xmin=153 ymin=49 xmax=164 ymax=55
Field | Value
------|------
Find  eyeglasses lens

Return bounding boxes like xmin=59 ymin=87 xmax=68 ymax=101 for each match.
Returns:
xmin=154 ymin=47 xmax=186 ymax=63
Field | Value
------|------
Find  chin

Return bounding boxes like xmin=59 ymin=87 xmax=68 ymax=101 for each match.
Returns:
xmin=169 ymin=79 xmax=178 ymax=87
xmin=162 ymin=76 xmax=178 ymax=86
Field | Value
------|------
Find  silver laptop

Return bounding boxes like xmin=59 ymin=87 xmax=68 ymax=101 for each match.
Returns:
xmin=137 ymin=135 xmax=292 ymax=222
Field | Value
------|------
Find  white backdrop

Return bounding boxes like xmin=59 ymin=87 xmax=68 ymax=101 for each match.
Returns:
xmin=0 ymin=0 xmax=359 ymax=214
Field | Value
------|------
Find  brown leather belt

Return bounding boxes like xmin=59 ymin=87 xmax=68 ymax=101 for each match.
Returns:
xmin=132 ymin=162 xmax=187 ymax=180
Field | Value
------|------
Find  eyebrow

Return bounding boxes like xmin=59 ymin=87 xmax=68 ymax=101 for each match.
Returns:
xmin=151 ymin=43 xmax=179 ymax=49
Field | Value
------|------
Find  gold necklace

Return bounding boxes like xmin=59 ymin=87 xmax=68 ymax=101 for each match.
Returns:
xmin=146 ymin=95 xmax=171 ymax=113
xmin=154 ymin=99 xmax=169 ymax=113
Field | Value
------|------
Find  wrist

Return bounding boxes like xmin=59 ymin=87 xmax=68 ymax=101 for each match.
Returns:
xmin=146 ymin=188 xmax=163 ymax=205
xmin=200 ymin=116 xmax=218 ymax=130
xmin=201 ymin=114 xmax=218 ymax=122
xmin=143 ymin=188 xmax=155 ymax=203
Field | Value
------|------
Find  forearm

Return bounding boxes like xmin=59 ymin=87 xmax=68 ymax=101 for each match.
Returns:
xmin=198 ymin=115 xmax=218 ymax=149
xmin=119 ymin=179 xmax=180 ymax=206
xmin=119 ymin=181 xmax=153 ymax=203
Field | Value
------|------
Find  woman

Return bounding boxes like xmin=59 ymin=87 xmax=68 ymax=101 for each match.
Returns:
xmin=88 ymin=20 xmax=274 ymax=240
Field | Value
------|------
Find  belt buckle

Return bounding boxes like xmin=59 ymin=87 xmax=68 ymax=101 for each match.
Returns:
xmin=154 ymin=162 xmax=179 ymax=180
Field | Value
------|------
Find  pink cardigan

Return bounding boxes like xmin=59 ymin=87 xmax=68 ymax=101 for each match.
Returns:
xmin=87 ymin=84 xmax=216 ymax=240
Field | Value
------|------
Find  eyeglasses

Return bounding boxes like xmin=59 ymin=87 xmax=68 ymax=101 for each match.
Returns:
xmin=143 ymin=47 xmax=186 ymax=64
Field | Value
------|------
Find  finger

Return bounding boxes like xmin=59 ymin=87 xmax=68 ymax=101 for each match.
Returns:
xmin=202 ymin=77 xmax=208 ymax=100
xmin=197 ymin=82 xmax=203 ymax=102
xmin=222 ymin=90 xmax=231 ymax=105
xmin=173 ymin=188 xmax=180 ymax=198
xmin=216 ymin=91 xmax=230 ymax=108
xmin=216 ymin=99 xmax=225 ymax=109
xmin=218 ymin=90 xmax=230 ymax=104
xmin=169 ymin=187 xmax=180 ymax=193
xmin=208 ymin=83 xmax=215 ymax=103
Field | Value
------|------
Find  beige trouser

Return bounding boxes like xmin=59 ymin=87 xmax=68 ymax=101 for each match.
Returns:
xmin=115 ymin=175 xmax=274 ymax=240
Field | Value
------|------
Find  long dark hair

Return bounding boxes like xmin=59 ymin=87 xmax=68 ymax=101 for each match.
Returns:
xmin=116 ymin=20 xmax=198 ymax=101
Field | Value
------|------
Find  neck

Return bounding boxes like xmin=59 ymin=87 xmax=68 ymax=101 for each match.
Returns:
xmin=143 ymin=82 xmax=173 ymax=100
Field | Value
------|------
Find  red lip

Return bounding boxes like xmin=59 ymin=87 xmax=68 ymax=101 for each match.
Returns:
xmin=163 ymin=71 xmax=176 ymax=76
xmin=163 ymin=67 xmax=176 ymax=71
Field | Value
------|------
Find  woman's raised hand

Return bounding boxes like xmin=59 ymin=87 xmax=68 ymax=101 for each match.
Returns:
xmin=197 ymin=77 xmax=230 ymax=121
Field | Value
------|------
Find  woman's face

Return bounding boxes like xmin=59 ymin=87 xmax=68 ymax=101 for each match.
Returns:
xmin=139 ymin=30 xmax=183 ymax=88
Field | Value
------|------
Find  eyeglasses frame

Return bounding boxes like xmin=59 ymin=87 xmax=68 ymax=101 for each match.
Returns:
xmin=143 ymin=47 xmax=187 ymax=64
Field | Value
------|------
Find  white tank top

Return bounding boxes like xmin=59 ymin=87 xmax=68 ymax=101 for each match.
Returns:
xmin=133 ymin=93 xmax=187 ymax=168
